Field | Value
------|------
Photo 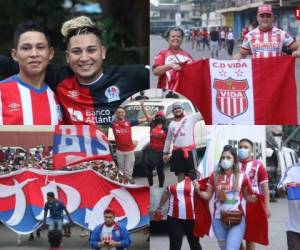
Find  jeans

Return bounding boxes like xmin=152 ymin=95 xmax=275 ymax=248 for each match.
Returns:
xmin=210 ymin=41 xmax=219 ymax=58
xmin=212 ymin=217 xmax=245 ymax=250
xmin=48 ymin=218 xmax=63 ymax=231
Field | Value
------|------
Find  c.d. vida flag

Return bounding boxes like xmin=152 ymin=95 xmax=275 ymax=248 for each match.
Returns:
xmin=177 ymin=56 xmax=297 ymax=124
xmin=53 ymin=125 xmax=113 ymax=170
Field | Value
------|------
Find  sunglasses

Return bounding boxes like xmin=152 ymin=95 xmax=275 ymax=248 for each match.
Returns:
xmin=173 ymin=107 xmax=183 ymax=111
xmin=259 ymin=14 xmax=272 ymax=18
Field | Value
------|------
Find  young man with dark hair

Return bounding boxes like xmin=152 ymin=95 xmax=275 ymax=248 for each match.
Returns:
xmin=238 ymin=138 xmax=270 ymax=250
xmin=0 ymin=16 xmax=149 ymax=125
xmin=89 ymin=207 xmax=131 ymax=250
xmin=43 ymin=192 xmax=73 ymax=232
xmin=48 ymin=229 xmax=63 ymax=250
xmin=0 ymin=21 xmax=61 ymax=125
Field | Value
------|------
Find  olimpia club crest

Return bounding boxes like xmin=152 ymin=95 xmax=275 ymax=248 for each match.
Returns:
xmin=105 ymin=86 xmax=120 ymax=102
xmin=213 ymin=78 xmax=249 ymax=118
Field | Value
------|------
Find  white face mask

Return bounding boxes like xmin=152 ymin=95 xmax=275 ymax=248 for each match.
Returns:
xmin=238 ymin=148 xmax=250 ymax=160
xmin=220 ymin=159 xmax=233 ymax=170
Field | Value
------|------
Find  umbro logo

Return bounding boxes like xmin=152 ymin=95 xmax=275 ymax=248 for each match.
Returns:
xmin=67 ymin=90 xmax=80 ymax=98
xmin=8 ymin=103 xmax=20 ymax=111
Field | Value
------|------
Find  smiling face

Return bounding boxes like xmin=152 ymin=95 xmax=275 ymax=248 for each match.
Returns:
xmin=172 ymin=107 xmax=184 ymax=118
xmin=257 ymin=13 xmax=274 ymax=30
xmin=115 ymin=108 xmax=126 ymax=121
xmin=65 ymin=33 xmax=106 ymax=84
xmin=167 ymin=30 xmax=183 ymax=49
xmin=11 ymin=31 xmax=54 ymax=78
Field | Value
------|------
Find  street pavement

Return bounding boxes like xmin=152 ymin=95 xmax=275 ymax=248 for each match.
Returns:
xmin=150 ymin=35 xmax=300 ymax=124
xmin=0 ymin=224 xmax=149 ymax=250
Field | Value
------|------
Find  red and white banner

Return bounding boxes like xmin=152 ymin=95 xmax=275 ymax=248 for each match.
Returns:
xmin=0 ymin=169 xmax=149 ymax=234
xmin=53 ymin=125 xmax=113 ymax=170
xmin=177 ymin=56 xmax=297 ymax=124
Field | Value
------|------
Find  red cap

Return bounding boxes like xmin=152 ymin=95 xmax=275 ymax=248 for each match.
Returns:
xmin=257 ymin=4 xmax=273 ymax=15
xmin=104 ymin=207 xmax=115 ymax=216
xmin=155 ymin=111 xmax=165 ymax=117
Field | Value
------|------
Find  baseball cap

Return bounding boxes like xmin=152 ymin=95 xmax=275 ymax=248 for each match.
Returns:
xmin=257 ymin=4 xmax=273 ymax=15
xmin=155 ymin=111 xmax=165 ymax=117
xmin=172 ymin=102 xmax=184 ymax=111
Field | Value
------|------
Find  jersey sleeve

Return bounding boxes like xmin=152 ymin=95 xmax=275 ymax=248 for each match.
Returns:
xmin=119 ymin=64 xmax=149 ymax=96
xmin=282 ymin=30 xmax=295 ymax=48
xmin=241 ymin=33 xmax=251 ymax=50
xmin=152 ymin=51 xmax=166 ymax=69
xmin=0 ymin=55 xmax=19 ymax=78
xmin=45 ymin=64 xmax=73 ymax=91
xmin=257 ymin=163 xmax=269 ymax=185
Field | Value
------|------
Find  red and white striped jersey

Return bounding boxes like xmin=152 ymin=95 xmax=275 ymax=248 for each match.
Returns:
xmin=242 ymin=27 xmax=295 ymax=58
xmin=240 ymin=159 xmax=268 ymax=194
xmin=208 ymin=172 xmax=250 ymax=219
xmin=153 ymin=48 xmax=193 ymax=90
xmin=0 ymin=75 xmax=61 ymax=125
xmin=167 ymin=177 xmax=195 ymax=220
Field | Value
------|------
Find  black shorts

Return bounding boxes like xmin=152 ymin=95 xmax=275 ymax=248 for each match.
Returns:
xmin=170 ymin=149 xmax=197 ymax=176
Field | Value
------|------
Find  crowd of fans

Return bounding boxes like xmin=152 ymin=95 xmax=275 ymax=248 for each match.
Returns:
xmin=0 ymin=145 xmax=133 ymax=184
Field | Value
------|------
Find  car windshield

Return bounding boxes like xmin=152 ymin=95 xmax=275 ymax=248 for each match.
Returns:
xmin=124 ymin=105 xmax=164 ymax=125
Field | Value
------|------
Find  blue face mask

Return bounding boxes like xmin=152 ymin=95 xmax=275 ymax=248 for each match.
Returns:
xmin=220 ymin=159 xmax=233 ymax=170
xmin=238 ymin=148 xmax=250 ymax=160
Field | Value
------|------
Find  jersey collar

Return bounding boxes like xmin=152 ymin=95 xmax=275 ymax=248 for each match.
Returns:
xmin=14 ymin=75 xmax=48 ymax=93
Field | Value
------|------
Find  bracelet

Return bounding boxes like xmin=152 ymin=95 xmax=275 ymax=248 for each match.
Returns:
xmin=163 ymin=152 xmax=169 ymax=155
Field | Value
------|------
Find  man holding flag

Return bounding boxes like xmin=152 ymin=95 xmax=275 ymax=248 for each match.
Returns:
xmin=235 ymin=4 xmax=300 ymax=59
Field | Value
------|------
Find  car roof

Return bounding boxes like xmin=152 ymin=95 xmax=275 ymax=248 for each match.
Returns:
xmin=124 ymin=98 xmax=190 ymax=108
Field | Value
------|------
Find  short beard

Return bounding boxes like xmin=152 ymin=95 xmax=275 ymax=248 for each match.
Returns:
xmin=174 ymin=113 xmax=184 ymax=119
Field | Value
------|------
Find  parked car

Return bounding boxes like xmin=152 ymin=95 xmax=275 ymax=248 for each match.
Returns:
xmin=267 ymin=146 xmax=299 ymax=198
xmin=108 ymin=98 xmax=208 ymax=175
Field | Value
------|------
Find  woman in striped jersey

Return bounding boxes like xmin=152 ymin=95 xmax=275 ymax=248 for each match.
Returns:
xmin=155 ymin=171 xmax=202 ymax=250
xmin=194 ymin=145 xmax=256 ymax=250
